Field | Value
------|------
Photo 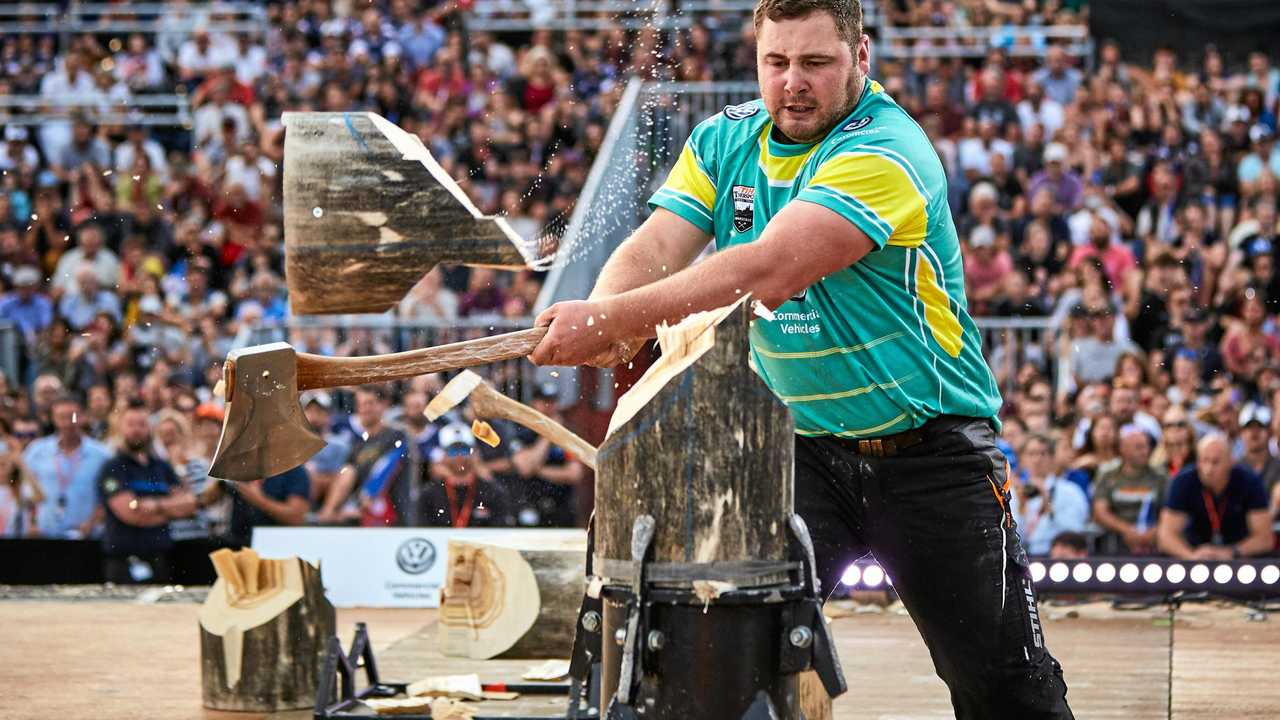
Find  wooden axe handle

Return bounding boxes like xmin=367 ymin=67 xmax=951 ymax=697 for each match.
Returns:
xmin=470 ymin=383 xmax=598 ymax=470
xmin=294 ymin=327 xmax=547 ymax=391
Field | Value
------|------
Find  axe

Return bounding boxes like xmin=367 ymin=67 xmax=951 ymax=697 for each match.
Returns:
xmin=283 ymin=111 xmax=547 ymax=315
xmin=425 ymin=370 xmax=598 ymax=470
xmin=208 ymin=328 xmax=546 ymax=482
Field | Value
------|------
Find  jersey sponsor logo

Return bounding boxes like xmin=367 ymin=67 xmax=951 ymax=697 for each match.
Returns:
xmin=724 ymin=101 xmax=760 ymax=120
xmin=732 ymin=185 xmax=755 ymax=232
xmin=842 ymin=115 xmax=873 ymax=132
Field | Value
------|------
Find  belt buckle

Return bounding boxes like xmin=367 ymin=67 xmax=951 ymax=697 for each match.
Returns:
xmin=858 ymin=439 xmax=885 ymax=457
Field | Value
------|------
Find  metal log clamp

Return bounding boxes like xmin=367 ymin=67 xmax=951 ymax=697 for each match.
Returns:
xmin=781 ymin=514 xmax=847 ymax=698
xmin=605 ymin=514 xmax=656 ymax=720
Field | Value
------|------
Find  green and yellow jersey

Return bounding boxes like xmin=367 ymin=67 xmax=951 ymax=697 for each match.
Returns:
xmin=648 ymin=80 xmax=1002 ymax=438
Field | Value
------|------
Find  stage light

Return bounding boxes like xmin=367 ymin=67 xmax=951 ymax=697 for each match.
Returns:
xmin=1049 ymin=563 xmax=1069 ymax=582
xmin=1095 ymin=563 xmax=1116 ymax=582
xmin=1072 ymin=564 xmax=1092 ymax=583
xmin=1262 ymin=566 xmax=1280 ymax=585
xmin=1165 ymin=564 xmax=1186 ymax=584
xmin=1238 ymin=566 xmax=1257 ymax=585
xmin=862 ymin=565 xmax=885 ymax=588
xmin=1030 ymin=562 xmax=1046 ymax=582
xmin=1119 ymin=563 xmax=1139 ymax=583
xmin=1214 ymin=565 xmax=1233 ymax=584
xmin=1143 ymin=564 xmax=1162 ymax=584
xmin=1190 ymin=564 xmax=1210 ymax=584
xmin=841 ymin=565 xmax=862 ymax=587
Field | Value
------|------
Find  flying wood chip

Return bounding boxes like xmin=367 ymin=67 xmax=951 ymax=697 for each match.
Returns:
xmin=471 ymin=419 xmax=501 ymax=448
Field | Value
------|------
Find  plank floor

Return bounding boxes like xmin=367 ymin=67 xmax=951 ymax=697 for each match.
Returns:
xmin=1 ymin=598 xmax=1277 ymax=719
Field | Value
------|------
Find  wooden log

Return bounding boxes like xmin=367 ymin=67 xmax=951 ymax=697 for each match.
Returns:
xmin=439 ymin=537 xmax=586 ymax=660
xmin=283 ymin=111 xmax=539 ymax=315
xmin=596 ymin=298 xmax=794 ymax=569
xmin=198 ymin=550 xmax=336 ymax=712
xmin=799 ymin=670 xmax=833 ymax=720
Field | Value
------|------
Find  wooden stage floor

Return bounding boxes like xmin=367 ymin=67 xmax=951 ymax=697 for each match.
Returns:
xmin=2 ymin=594 xmax=1278 ymax=719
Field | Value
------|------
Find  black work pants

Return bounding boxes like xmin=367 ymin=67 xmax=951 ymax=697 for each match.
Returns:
xmin=795 ymin=417 xmax=1074 ymax=719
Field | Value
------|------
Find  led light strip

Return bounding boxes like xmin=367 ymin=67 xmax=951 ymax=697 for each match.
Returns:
xmin=840 ymin=559 xmax=1280 ymax=597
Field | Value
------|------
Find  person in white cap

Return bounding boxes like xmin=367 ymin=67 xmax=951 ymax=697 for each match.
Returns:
xmin=1027 ymin=142 xmax=1083 ymax=212
xmin=0 ymin=266 xmax=53 ymax=343
xmin=1237 ymin=403 xmax=1280 ymax=496
xmin=421 ymin=423 xmax=513 ymax=528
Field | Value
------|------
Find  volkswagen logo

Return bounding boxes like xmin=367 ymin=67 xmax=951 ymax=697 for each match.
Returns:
xmin=395 ymin=537 xmax=437 ymax=575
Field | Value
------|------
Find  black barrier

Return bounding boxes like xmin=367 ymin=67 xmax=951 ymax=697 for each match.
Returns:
xmin=0 ymin=538 xmax=229 ymax=585
xmin=1090 ymin=0 xmax=1280 ymax=69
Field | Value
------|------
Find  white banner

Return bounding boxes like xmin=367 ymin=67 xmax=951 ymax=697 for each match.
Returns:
xmin=252 ymin=527 xmax=586 ymax=607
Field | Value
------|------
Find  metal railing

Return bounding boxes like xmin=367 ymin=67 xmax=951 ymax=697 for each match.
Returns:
xmin=0 ymin=2 xmax=268 ymax=37
xmin=875 ymin=25 xmax=1094 ymax=65
xmin=0 ymin=94 xmax=193 ymax=128
xmin=245 ymin=316 xmax=540 ymax=403
xmin=467 ymin=0 xmax=877 ymax=30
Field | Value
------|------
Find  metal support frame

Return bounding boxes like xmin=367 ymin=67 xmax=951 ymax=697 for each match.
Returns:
xmin=313 ymin=622 xmax=577 ymax=720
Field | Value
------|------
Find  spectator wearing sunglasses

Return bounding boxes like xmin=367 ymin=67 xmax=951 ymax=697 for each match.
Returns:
xmin=421 ymin=423 xmax=512 ymax=528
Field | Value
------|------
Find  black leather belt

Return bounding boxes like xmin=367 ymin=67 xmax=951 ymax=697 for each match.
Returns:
xmin=836 ymin=415 xmax=972 ymax=458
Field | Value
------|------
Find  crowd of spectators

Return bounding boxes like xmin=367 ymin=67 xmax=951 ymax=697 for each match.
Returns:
xmin=1 ymin=0 xmax=1279 ymax=583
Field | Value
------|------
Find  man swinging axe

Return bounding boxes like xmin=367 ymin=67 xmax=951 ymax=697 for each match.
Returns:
xmin=530 ymin=0 xmax=1074 ymax=717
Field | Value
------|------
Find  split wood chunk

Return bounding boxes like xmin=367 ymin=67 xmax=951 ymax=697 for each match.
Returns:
xmin=199 ymin=550 xmax=335 ymax=712
xmin=799 ymin=670 xmax=833 ymax=720
xmin=439 ymin=536 xmax=586 ymax=660
xmin=364 ymin=696 xmax=477 ymax=718
xmin=597 ymin=297 xmax=794 ymax=569
xmin=471 ymin=419 xmax=501 ymax=447
xmin=406 ymin=674 xmax=484 ymax=700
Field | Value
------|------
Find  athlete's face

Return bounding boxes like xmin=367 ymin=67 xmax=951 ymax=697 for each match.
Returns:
xmin=757 ymin=12 xmax=869 ymax=144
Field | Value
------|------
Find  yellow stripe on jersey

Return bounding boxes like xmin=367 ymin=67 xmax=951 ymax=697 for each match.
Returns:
xmin=806 ymin=151 xmax=928 ymax=247
xmin=664 ymin=143 xmax=716 ymax=211
xmin=915 ymin=253 xmax=963 ymax=358
xmin=757 ymin=124 xmax=821 ymax=186
xmin=795 ymin=411 xmax=910 ymax=438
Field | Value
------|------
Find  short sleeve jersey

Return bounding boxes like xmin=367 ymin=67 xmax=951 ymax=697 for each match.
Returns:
xmin=648 ymin=81 xmax=1002 ymax=437
xmin=1164 ymin=465 xmax=1268 ymax=546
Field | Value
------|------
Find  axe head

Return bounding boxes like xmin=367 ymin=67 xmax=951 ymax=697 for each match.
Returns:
xmin=424 ymin=370 xmax=485 ymax=421
xmin=208 ymin=342 xmax=326 ymax=482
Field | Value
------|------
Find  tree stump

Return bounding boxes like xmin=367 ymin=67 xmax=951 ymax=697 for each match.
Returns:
xmin=198 ymin=549 xmax=335 ymax=712
xmin=439 ymin=536 xmax=586 ymax=659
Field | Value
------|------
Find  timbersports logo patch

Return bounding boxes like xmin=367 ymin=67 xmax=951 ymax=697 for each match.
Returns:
xmin=724 ymin=101 xmax=760 ymax=120
xmin=396 ymin=537 xmax=437 ymax=575
xmin=732 ymin=185 xmax=755 ymax=232
xmin=842 ymin=116 xmax=873 ymax=132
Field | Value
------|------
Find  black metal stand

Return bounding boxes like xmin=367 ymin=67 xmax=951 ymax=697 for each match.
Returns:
xmin=571 ymin=514 xmax=846 ymax=720
xmin=313 ymin=623 xmax=582 ymax=720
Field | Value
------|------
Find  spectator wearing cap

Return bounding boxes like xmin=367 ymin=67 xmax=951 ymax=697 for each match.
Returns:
xmin=0 ymin=126 xmax=40 ymax=175
xmin=299 ymin=390 xmax=350 ymax=509
xmin=0 ymin=265 xmax=53 ymax=343
xmin=1237 ymin=403 xmax=1280 ymax=495
xmin=24 ymin=393 xmax=112 ymax=538
xmin=1171 ymin=306 xmax=1226 ymax=383
xmin=318 ymin=385 xmax=418 ymax=527
xmin=1028 ymin=143 xmax=1083 ymax=213
xmin=1010 ymin=433 xmax=1091 ymax=556
xmin=1238 ymin=124 xmax=1280 ymax=197
xmin=1158 ymin=434 xmax=1274 ymax=560
xmin=510 ymin=381 xmax=586 ymax=527
xmin=963 ymin=225 xmax=1013 ymax=315
xmin=1092 ymin=424 xmax=1165 ymax=554
xmin=422 ymin=423 xmax=513 ymax=528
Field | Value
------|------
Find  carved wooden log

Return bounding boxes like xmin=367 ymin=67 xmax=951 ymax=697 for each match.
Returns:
xmin=439 ymin=537 xmax=586 ymax=660
xmin=283 ymin=111 xmax=537 ymax=315
xmin=198 ymin=550 xmax=335 ymax=712
xmin=595 ymin=299 xmax=794 ymax=569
